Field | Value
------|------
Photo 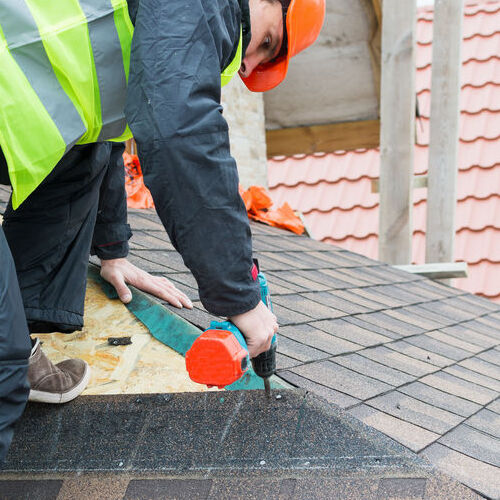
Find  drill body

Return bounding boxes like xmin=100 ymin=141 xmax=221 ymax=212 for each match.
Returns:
xmin=186 ymin=272 xmax=277 ymax=391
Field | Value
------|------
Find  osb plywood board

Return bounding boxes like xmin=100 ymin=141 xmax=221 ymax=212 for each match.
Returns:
xmin=34 ymin=279 xmax=219 ymax=395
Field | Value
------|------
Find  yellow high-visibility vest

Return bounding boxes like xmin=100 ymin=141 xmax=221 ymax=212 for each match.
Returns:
xmin=0 ymin=0 xmax=242 ymax=209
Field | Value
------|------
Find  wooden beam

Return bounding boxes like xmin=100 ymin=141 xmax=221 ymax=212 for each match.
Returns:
xmin=393 ymin=262 xmax=468 ymax=279
xmin=425 ymin=0 xmax=464 ymax=264
xmin=125 ymin=139 xmax=136 ymax=155
xmin=369 ymin=0 xmax=382 ymax=102
xmin=378 ymin=0 xmax=417 ymax=265
xmin=265 ymin=119 xmax=380 ymax=158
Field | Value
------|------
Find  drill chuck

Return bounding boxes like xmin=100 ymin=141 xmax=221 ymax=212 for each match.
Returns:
xmin=251 ymin=342 xmax=277 ymax=379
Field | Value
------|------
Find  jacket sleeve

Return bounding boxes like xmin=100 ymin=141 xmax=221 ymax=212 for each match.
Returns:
xmin=90 ymin=142 xmax=132 ymax=260
xmin=125 ymin=0 xmax=260 ymax=317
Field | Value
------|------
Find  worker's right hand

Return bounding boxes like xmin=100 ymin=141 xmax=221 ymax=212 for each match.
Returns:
xmin=229 ymin=301 xmax=278 ymax=358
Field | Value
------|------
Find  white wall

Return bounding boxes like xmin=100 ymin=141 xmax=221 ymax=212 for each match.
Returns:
xmin=221 ymin=77 xmax=268 ymax=188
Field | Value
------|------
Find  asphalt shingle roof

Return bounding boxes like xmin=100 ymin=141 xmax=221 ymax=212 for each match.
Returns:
xmin=122 ymin=204 xmax=500 ymax=499
xmin=1 ymin=182 xmax=498 ymax=497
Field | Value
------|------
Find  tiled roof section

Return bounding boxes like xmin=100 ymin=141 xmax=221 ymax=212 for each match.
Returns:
xmin=268 ymin=1 xmax=500 ymax=302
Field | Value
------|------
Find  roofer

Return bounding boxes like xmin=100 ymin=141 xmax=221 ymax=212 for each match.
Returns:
xmin=0 ymin=0 xmax=325 ymax=462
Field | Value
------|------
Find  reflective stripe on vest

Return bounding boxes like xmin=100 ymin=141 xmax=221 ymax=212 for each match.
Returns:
xmin=0 ymin=0 xmax=133 ymax=209
xmin=221 ymin=27 xmax=242 ymax=87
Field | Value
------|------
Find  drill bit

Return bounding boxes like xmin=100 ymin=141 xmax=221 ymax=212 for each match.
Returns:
xmin=264 ymin=377 xmax=271 ymax=398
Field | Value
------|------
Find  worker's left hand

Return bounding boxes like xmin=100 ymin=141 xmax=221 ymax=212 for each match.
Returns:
xmin=100 ymin=258 xmax=193 ymax=309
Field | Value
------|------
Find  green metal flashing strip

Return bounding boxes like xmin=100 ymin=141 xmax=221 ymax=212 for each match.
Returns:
xmin=88 ymin=265 xmax=286 ymax=390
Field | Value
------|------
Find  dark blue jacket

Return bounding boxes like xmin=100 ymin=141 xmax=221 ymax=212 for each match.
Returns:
xmin=126 ymin=0 xmax=260 ymax=317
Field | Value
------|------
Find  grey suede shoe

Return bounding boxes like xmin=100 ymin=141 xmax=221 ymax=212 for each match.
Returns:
xmin=28 ymin=338 xmax=90 ymax=403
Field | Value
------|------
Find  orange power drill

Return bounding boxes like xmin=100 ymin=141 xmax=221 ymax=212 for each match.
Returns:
xmin=185 ymin=264 xmax=277 ymax=395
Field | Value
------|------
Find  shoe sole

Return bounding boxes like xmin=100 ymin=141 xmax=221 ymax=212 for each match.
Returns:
xmin=29 ymin=363 xmax=91 ymax=404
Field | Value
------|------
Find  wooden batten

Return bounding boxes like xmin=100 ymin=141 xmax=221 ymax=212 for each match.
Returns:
xmin=266 ymin=119 xmax=380 ymax=158
xmin=393 ymin=262 xmax=468 ymax=280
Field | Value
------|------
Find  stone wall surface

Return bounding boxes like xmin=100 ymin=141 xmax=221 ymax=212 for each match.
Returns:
xmin=221 ymin=77 xmax=268 ymax=188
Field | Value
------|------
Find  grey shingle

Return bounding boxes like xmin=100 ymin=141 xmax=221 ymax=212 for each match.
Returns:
xmin=300 ymin=291 xmax=372 ymax=314
xmin=438 ymin=424 xmax=500 ymax=467
xmin=459 ymin=357 xmax=500 ymax=381
xmin=386 ymin=340 xmax=454 ymax=368
xmin=347 ymin=288 xmax=405 ymax=309
xmin=349 ymin=404 xmax=439 ymax=452
xmin=277 ymin=335 xmax=330 ymax=362
xmin=332 ymin=354 xmax=414 ymax=386
xmin=320 ymin=268 xmax=375 ymax=287
xmin=427 ymin=331 xmax=483 ymax=354
xmin=458 ymin=294 xmax=500 ymax=314
xmin=460 ymin=319 xmax=500 ymax=341
xmin=280 ymin=324 xmax=361 ymax=355
xmin=377 ymin=478 xmax=427 ymax=500
xmin=278 ymin=370 xmax=360 ymax=408
xmin=360 ymin=346 xmax=437 ymax=377
xmin=312 ymin=318 xmax=393 ymax=346
xmin=443 ymin=365 xmax=500 ymax=392
xmin=353 ymin=312 xmax=424 ymax=337
xmin=272 ymin=294 xmax=346 ymax=320
xmin=439 ymin=324 xmax=498 ymax=349
xmin=418 ymin=301 xmax=478 ymax=323
xmin=465 ymin=409 xmax=500 ymax=438
xmin=272 ymin=303 xmax=312 ymax=326
xmin=343 ymin=316 xmax=402 ymax=340
xmin=368 ymin=284 xmax=423 ymax=307
xmin=384 ymin=308 xmax=443 ymax=331
xmin=399 ymin=382 xmax=481 ymax=418
xmin=477 ymin=349 xmax=500 ymax=367
xmin=395 ymin=304 xmax=455 ymax=328
xmin=292 ymin=361 xmax=393 ymax=400
xmin=365 ymin=391 xmax=463 ymax=434
xmin=420 ymin=443 xmax=500 ymax=499
xmin=295 ymin=269 xmax=358 ymax=289
xmin=405 ymin=335 xmax=471 ymax=362
xmin=420 ymin=372 xmax=497 ymax=405
xmin=268 ymin=271 xmax=330 ymax=292
xmin=329 ymin=290 xmax=386 ymax=312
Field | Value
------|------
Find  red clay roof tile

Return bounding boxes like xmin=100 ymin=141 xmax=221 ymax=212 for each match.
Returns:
xmin=268 ymin=2 xmax=500 ymax=303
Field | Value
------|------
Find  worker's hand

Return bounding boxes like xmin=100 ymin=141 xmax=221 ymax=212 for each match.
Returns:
xmin=229 ymin=301 xmax=278 ymax=358
xmin=100 ymin=258 xmax=193 ymax=309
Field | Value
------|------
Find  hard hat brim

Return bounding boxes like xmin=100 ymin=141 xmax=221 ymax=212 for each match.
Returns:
xmin=242 ymin=55 xmax=290 ymax=92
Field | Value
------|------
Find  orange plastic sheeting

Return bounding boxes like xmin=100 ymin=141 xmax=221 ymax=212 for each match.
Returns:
xmin=240 ymin=185 xmax=305 ymax=235
xmin=123 ymin=152 xmax=154 ymax=209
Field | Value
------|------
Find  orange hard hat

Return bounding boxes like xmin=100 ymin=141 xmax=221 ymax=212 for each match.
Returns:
xmin=242 ymin=0 xmax=326 ymax=92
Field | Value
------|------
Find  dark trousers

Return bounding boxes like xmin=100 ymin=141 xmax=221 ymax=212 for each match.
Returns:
xmin=0 ymin=227 xmax=31 ymax=463
xmin=2 ymin=142 xmax=130 ymax=333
